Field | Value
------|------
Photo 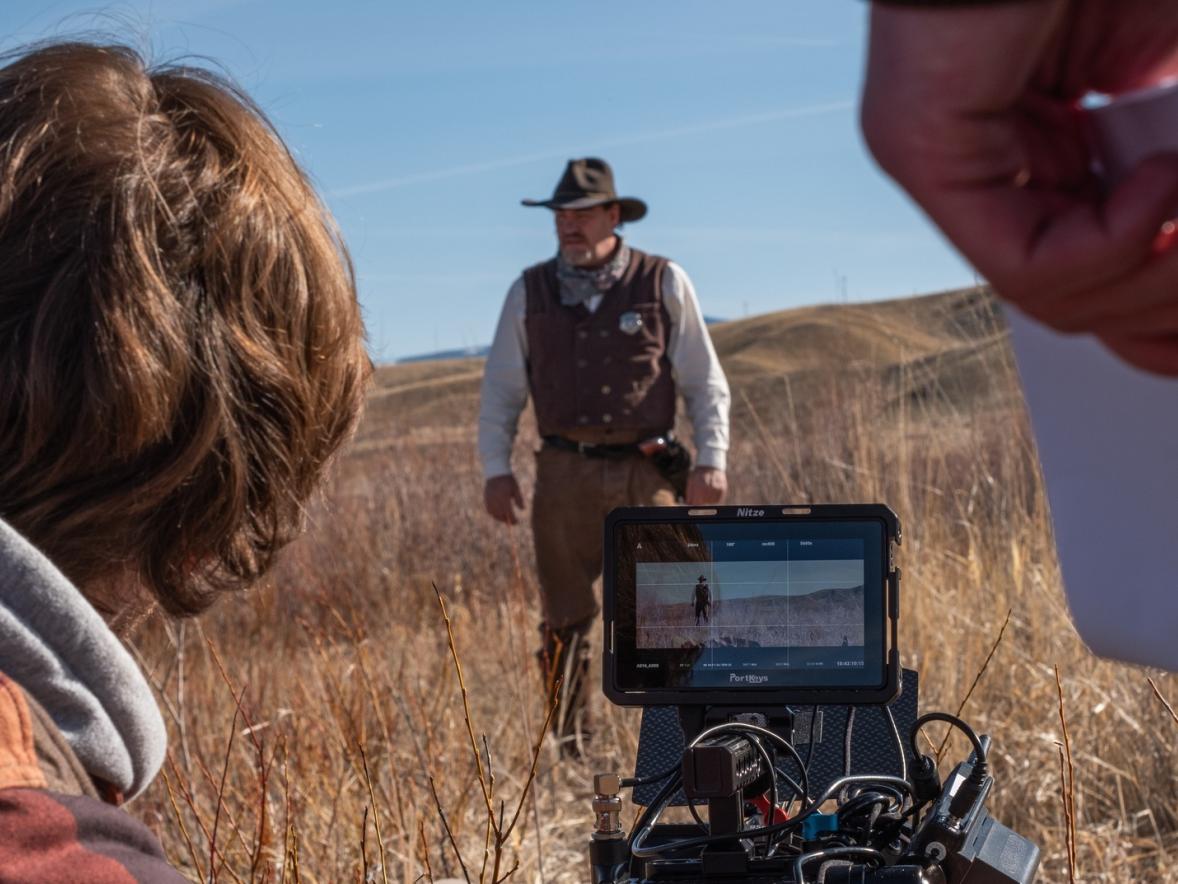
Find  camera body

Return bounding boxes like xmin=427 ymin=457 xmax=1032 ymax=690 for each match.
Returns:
xmin=591 ymin=505 xmax=1039 ymax=884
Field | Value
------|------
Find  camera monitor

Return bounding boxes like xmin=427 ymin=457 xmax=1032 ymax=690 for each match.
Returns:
xmin=604 ymin=504 xmax=900 ymax=706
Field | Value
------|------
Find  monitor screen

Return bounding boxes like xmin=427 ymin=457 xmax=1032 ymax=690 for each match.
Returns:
xmin=605 ymin=507 xmax=899 ymax=705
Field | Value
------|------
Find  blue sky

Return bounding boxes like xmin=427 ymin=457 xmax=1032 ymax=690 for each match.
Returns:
xmin=1 ymin=1 xmax=976 ymax=361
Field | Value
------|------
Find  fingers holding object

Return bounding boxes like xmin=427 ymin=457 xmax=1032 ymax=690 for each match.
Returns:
xmin=1029 ymin=153 xmax=1178 ymax=290
xmin=931 ymin=155 xmax=1178 ymax=338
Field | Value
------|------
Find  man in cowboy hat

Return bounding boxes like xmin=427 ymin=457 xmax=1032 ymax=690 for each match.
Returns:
xmin=694 ymin=575 xmax=711 ymax=627
xmin=478 ymin=157 xmax=731 ymax=751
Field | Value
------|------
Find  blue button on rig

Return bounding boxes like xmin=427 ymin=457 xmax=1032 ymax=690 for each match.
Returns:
xmin=801 ymin=812 xmax=840 ymax=841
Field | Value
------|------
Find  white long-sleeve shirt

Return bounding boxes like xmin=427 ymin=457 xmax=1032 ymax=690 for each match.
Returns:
xmin=478 ymin=261 xmax=731 ymax=479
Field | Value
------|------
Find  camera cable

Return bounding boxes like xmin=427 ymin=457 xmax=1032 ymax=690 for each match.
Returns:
xmin=630 ymin=774 xmax=913 ymax=859
xmin=793 ymin=846 xmax=887 ymax=884
xmin=621 ymin=761 xmax=680 ymax=789
xmin=692 ymin=720 xmax=811 ymax=805
xmin=885 ymin=704 xmax=908 ymax=782
xmin=908 ymin=712 xmax=986 ymax=768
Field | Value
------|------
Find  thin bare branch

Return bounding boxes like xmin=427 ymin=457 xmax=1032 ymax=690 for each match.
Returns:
xmin=429 ymin=775 xmax=472 ymax=884
xmin=358 ymin=742 xmax=391 ymax=884
xmin=434 ymin=584 xmax=496 ymax=830
xmin=418 ymin=818 xmax=435 ymax=883
xmin=937 ymin=607 xmax=1011 ymax=763
xmin=1148 ymin=677 xmax=1178 ymax=726
xmin=1055 ymin=666 xmax=1077 ymax=884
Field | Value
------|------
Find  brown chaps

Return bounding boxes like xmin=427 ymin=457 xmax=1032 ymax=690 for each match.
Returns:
xmin=531 ymin=445 xmax=676 ymax=748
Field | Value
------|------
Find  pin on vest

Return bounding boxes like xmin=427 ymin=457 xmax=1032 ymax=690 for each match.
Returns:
xmin=619 ymin=310 xmax=643 ymax=335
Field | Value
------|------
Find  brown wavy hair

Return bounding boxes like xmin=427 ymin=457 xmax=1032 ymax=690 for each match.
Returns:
xmin=0 ymin=43 xmax=370 ymax=616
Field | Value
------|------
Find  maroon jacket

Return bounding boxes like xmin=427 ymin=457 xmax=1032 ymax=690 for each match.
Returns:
xmin=0 ymin=671 xmax=183 ymax=883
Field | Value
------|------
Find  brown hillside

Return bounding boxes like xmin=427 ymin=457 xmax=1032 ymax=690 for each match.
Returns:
xmin=355 ymin=286 xmax=1014 ymax=449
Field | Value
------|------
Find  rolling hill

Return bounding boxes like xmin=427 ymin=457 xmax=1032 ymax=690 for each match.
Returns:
xmin=353 ymin=286 xmax=1017 ymax=452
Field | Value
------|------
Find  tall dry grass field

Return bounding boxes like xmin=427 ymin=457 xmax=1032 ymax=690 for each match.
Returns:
xmin=129 ymin=290 xmax=1178 ymax=883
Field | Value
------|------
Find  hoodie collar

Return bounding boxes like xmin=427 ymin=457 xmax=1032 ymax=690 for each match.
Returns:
xmin=0 ymin=519 xmax=166 ymax=799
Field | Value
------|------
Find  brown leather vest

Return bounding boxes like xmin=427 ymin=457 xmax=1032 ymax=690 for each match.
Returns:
xmin=523 ymin=248 xmax=676 ymax=440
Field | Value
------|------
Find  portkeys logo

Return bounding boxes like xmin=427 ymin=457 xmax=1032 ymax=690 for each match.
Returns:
xmin=729 ymin=673 xmax=769 ymax=684
xmin=736 ymin=507 xmax=765 ymax=517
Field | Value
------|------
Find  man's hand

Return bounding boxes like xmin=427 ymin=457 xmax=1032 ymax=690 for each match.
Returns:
xmin=484 ymin=474 xmax=524 ymax=525
xmin=685 ymin=467 xmax=727 ymax=506
xmin=862 ymin=0 xmax=1178 ymax=375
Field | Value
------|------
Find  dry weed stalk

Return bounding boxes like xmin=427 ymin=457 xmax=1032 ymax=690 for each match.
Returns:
xmin=739 ymin=389 xmax=795 ymax=495
xmin=432 ymin=584 xmax=559 ymax=883
xmin=935 ymin=607 xmax=1012 ymax=764
xmin=418 ymin=818 xmax=435 ymax=883
xmin=1055 ymin=666 xmax=1077 ymax=883
xmin=162 ymin=768 xmax=204 ymax=879
xmin=1148 ymin=678 xmax=1178 ymax=727
xmin=359 ymin=742 xmax=391 ymax=884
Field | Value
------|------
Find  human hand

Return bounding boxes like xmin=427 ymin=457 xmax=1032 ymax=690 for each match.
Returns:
xmin=862 ymin=0 xmax=1178 ymax=375
xmin=484 ymin=474 xmax=524 ymax=525
xmin=685 ymin=467 xmax=727 ymax=506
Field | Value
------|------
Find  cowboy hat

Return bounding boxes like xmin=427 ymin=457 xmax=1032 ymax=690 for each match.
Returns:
xmin=521 ymin=157 xmax=647 ymax=222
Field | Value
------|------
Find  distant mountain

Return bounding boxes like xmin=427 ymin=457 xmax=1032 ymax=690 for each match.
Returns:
xmin=394 ymin=316 xmax=728 ymax=364
xmin=397 ymin=345 xmax=487 ymax=364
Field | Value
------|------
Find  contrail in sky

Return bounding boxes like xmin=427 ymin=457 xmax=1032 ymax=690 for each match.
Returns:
xmin=331 ymin=99 xmax=854 ymax=198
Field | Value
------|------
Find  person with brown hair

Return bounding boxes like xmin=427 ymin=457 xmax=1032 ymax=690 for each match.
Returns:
xmin=0 ymin=42 xmax=369 ymax=877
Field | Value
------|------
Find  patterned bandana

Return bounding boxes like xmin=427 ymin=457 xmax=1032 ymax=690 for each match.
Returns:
xmin=556 ymin=240 xmax=631 ymax=307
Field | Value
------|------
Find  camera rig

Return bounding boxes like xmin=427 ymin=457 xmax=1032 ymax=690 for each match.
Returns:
xmin=586 ymin=679 xmax=1039 ymax=883
xmin=591 ymin=506 xmax=1040 ymax=883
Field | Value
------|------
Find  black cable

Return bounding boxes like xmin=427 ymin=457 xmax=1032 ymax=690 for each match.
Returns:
xmin=690 ymin=720 xmax=811 ymax=807
xmin=908 ymin=712 xmax=986 ymax=767
xmin=772 ymin=766 xmax=806 ymax=804
xmin=836 ymin=790 xmax=901 ymax=852
xmin=785 ymin=704 xmax=820 ymax=819
xmin=793 ymin=846 xmax=886 ymax=883
xmin=767 ymin=726 xmax=811 ymax=806
xmin=869 ymin=799 xmax=923 ymax=849
xmin=630 ymin=774 xmax=913 ymax=859
xmin=621 ymin=760 xmax=679 ymax=788
xmin=838 ymin=791 xmax=895 ymax=822
xmin=841 ymin=781 xmax=905 ymax=808
xmin=625 ymin=767 xmax=682 ymax=854
xmin=767 ymin=766 xmax=809 ymax=857
xmin=746 ymin=734 xmax=777 ymax=857
xmin=884 ymin=705 xmax=908 ymax=782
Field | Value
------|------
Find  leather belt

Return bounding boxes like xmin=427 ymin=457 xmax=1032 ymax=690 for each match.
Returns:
xmin=542 ymin=433 xmax=672 ymax=459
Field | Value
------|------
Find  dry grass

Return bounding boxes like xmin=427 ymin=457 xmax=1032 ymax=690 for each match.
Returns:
xmin=129 ymin=289 xmax=1178 ymax=882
